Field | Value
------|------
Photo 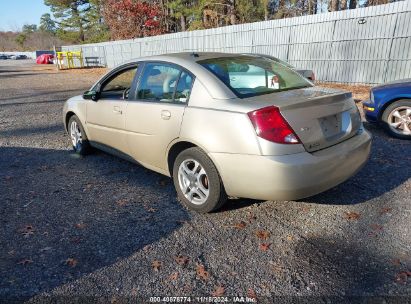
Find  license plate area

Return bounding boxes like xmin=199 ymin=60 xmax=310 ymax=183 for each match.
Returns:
xmin=319 ymin=114 xmax=342 ymax=138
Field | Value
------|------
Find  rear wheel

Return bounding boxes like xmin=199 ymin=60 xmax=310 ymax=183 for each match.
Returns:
xmin=68 ymin=115 xmax=92 ymax=155
xmin=381 ymin=100 xmax=411 ymax=139
xmin=173 ymin=147 xmax=227 ymax=213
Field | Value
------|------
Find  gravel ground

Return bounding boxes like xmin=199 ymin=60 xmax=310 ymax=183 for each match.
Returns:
xmin=0 ymin=60 xmax=410 ymax=303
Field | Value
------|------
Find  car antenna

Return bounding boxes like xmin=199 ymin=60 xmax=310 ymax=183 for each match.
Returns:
xmin=190 ymin=52 xmax=199 ymax=58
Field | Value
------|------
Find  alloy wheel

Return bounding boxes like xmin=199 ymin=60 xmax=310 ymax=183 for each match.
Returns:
xmin=70 ymin=120 xmax=82 ymax=148
xmin=178 ymin=159 xmax=210 ymax=205
xmin=388 ymin=106 xmax=411 ymax=136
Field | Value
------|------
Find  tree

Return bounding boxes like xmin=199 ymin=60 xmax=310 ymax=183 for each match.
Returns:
xmin=44 ymin=0 xmax=89 ymax=42
xmin=39 ymin=13 xmax=56 ymax=33
xmin=83 ymin=0 xmax=110 ymax=42
xmin=44 ymin=0 xmax=109 ymax=43
xmin=366 ymin=0 xmax=389 ymax=6
xmin=22 ymin=24 xmax=38 ymax=34
xmin=236 ymin=0 xmax=265 ymax=24
xmin=15 ymin=33 xmax=27 ymax=48
xmin=102 ymin=0 xmax=166 ymax=40
xmin=167 ymin=0 xmax=191 ymax=32
xmin=349 ymin=0 xmax=357 ymax=9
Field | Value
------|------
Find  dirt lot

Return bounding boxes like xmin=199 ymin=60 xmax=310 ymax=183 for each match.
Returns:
xmin=1 ymin=60 xmax=410 ymax=303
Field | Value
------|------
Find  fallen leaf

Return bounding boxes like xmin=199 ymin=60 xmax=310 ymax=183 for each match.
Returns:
xmin=370 ymin=224 xmax=383 ymax=231
xmin=75 ymin=223 xmax=86 ymax=229
xmin=17 ymin=258 xmax=33 ymax=266
xmin=152 ymin=260 xmax=161 ymax=271
xmin=259 ymin=243 xmax=271 ymax=251
xmin=211 ymin=285 xmax=225 ymax=296
xmin=247 ymin=212 xmax=257 ymax=222
xmin=247 ymin=288 xmax=257 ymax=300
xmin=233 ymin=221 xmax=247 ymax=229
xmin=394 ymin=271 xmax=411 ymax=285
xmin=343 ymin=211 xmax=360 ymax=220
xmin=300 ymin=206 xmax=311 ymax=213
xmin=19 ymin=225 xmax=35 ymax=238
xmin=196 ymin=264 xmax=209 ymax=280
xmin=269 ymin=261 xmax=284 ymax=274
xmin=175 ymin=255 xmax=189 ymax=266
xmin=169 ymin=272 xmax=179 ymax=281
xmin=83 ymin=184 xmax=93 ymax=192
xmin=147 ymin=208 xmax=157 ymax=213
xmin=380 ymin=207 xmax=392 ymax=215
xmin=286 ymin=235 xmax=294 ymax=241
xmin=392 ymin=259 xmax=401 ymax=266
xmin=65 ymin=258 xmax=78 ymax=267
xmin=256 ymin=230 xmax=270 ymax=240
xmin=116 ymin=199 xmax=129 ymax=206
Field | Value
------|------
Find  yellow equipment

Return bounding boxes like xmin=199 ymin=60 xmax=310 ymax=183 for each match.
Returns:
xmin=56 ymin=51 xmax=84 ymax=69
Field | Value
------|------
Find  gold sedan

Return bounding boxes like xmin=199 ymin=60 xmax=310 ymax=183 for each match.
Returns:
xmin=63 ymin=53 xmax=371 ymax=213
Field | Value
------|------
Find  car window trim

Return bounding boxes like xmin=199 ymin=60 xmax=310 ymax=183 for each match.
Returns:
xmin=131 ymin=60 xmax=195 ymax=106
xmin=93 ymin=62 xmax=140 ymax=98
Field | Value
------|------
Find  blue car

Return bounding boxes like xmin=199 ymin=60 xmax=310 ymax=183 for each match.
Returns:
xmin=363 ymin=79 xmax=411 ymax=139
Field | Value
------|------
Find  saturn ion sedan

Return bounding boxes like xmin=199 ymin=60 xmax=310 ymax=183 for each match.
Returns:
xmin=63 ymin=52 xmax=371 ymax=213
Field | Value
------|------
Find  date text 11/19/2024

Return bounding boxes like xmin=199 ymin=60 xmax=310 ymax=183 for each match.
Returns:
xmin=149 ymin=296 xmax=257 ymax=303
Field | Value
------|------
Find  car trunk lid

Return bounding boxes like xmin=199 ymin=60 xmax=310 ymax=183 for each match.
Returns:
xmin=240 ymin=87 xmax=362 ymax=152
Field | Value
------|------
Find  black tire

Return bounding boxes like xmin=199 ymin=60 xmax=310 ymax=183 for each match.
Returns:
xmin=68 ymin=115 xmax=92 ymax=155
xmin=172 ymin=147 xmax=227 ymax=213
xmin=381 ymin=100 xmax=411 ymax=140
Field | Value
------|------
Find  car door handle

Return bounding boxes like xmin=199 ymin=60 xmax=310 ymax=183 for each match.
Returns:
xmin=113 ymin=106 xmax=122 ymax=114
xmin=161 ymin=110 xmax=171 ymax=120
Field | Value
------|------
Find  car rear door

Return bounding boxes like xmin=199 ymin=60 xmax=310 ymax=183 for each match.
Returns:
xmin=124 ymin=62 xmax=194 ymax=172
xmin=86 ymin=64 xmax=138 ymax=154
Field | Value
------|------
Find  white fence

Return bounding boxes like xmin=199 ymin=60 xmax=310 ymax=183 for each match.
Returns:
xmin=62 ymin=1 xmax=411 ymax=84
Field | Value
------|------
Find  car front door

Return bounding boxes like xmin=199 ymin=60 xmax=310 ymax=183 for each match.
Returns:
xmin=125 ymin=62 xmax=194 ymax=172
xmin=86 ymin=64 xmax=138 ymax=155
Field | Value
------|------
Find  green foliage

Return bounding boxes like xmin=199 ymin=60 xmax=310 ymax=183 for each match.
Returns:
xmin=22 ymin=24 xmax=38 ymax=34
xmin=39 ymin=13 xmax=56 ymax=33
xmin=34 ymin=0 xmax=386 ymax=44
xmin=44 ymin=0 xmax=108 ymax=43
xmin=15 ymin=33 xmax=27 ymax=47
xmin=236 ymin=0 xmax=265 ymax=23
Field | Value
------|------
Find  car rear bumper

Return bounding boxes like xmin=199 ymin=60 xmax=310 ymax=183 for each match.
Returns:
xmin=210 ymin=129 xmax=372 ymax=201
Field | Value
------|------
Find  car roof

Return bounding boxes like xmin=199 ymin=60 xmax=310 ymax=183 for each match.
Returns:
xmin=125 ymin=52 xmax=255 ymax=64
xmin=119 ymin=52 xmax=251 ymax=100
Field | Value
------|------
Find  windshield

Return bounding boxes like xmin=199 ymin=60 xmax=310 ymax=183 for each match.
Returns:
xmin=198 ymin=56 xmax=312 ymax=98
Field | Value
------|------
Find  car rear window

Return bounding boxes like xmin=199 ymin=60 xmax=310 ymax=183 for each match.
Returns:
xmin=198 ymin=56 xmax=312 ymax=98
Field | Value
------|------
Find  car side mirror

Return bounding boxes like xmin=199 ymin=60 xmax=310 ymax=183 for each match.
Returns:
xmin=83 ymin=90 xmax=99 ymax=101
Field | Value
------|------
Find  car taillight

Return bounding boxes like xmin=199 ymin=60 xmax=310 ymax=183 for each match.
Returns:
xmin=247 ymin=106 xmax=300 ymax=144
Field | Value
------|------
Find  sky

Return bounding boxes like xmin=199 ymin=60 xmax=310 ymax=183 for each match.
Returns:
xmin=0 ymin=0 xmax=51 ymax=32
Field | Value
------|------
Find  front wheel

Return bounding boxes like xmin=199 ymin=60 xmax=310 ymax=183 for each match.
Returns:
xmin=68 ymin=115 xmax=92 ymax=155
xmin=381 ymin=100 xmax=411 ymax=139
xmin=173 ymin=147 xmax=227 ymax=213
